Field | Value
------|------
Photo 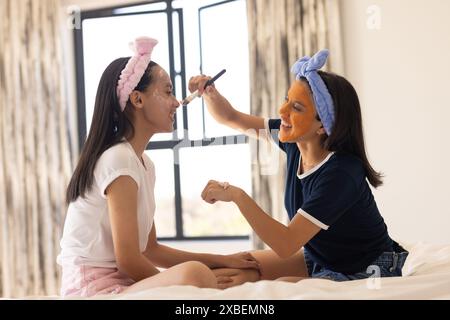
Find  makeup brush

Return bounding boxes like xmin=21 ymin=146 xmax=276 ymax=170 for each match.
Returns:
xmin=181 ymin=69 xmax=226 ymax=105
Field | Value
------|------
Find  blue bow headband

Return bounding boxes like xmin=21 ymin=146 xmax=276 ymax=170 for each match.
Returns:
xmin=290 ymin=49 xmax=335 ymax=136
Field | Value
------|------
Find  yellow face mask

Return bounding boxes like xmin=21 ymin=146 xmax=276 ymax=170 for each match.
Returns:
xmin=278 ymin=80 xmax=317 ymax=143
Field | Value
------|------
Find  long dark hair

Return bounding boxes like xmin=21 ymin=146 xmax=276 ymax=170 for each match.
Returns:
xmin=307 ymin=71 xmax=383 ymax=188
xmin=66 ymin=58 xmax=158 ymax=203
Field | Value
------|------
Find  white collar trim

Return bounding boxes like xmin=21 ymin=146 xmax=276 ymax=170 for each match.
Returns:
xmin=297 ymin=152 xmax=335 ymax=179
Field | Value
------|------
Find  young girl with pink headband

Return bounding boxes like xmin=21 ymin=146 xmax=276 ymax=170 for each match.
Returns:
xmin=57 ymin=37 xmax=259 ymax=297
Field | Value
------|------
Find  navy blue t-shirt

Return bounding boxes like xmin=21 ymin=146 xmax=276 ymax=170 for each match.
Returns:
xmin=268 ymin=119 xmax=393 ymax=274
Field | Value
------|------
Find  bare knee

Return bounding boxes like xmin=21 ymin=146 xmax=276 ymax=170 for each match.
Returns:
xmin=177 ymin=261 xmax=217 ymax=289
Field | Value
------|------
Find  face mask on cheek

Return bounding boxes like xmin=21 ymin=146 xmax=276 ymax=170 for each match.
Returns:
xmin=278 ymin=81 xmax=316 ymax=143
xmin=150 ymin=89 xmax=165 ymax=103
xmin=148 ymin=68 xmax=172 ymax=107
xmin=147 ymin=87 xmax=177 ymax=131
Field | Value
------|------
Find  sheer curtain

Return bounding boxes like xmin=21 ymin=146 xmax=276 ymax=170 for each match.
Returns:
xmin=246 ymin=0 xmax=344 ymax=249
xmin=0 ymin=0 xmax=74 ymax=297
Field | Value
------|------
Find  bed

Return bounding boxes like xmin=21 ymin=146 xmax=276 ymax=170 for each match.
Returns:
xmin=84 ymin=242 xmax=449 ymax=300
xmin=17 ymin=242 xmax=450 ymax=300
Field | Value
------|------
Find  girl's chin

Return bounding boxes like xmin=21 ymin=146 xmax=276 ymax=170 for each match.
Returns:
xmin=279 ymin=130 xmax=293 ymax=142
xmin=166 ymin=120 xmax=175 ymax=132
xmin=155 ymin=126 xmax=174 ymax=134
xmin=279 ymin=137 xmax=293 ymax=143
xmin=278 ymin=132 xmax=302 ymax=143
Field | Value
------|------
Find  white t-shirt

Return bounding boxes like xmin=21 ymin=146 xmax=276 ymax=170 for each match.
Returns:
xmin=57 ymin=141 xmax=155 ymax=268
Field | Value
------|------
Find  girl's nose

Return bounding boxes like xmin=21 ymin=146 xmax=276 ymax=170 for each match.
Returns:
xmin=174 ymin=97 xmax=181 ymax=108
xmin=278 ymin=102 xmax=289 ymax=116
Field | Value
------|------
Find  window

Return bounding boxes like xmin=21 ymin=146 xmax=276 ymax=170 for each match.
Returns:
xmin=179 ymin=144 xmax=252 ymax=237
xmin=75 ymin=0 xmax=251 ymax=240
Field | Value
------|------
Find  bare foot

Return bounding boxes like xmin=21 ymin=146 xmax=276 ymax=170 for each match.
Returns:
xmin=213 ymin=268 xmax=260 ymax=289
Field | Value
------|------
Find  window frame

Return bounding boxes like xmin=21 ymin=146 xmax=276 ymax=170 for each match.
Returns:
xmin=74 ymin=0 xmax=250 ymax=241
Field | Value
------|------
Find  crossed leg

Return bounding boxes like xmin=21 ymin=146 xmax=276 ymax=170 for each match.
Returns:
xmin=122 ymin=261 xmax=218 ymax=294
xmin=213 ymin=248 xmax=309 ymax=289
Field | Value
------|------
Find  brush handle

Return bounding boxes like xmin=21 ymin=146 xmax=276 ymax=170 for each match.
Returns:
xmin=181 ymin=69 xmax=226 ymax=105
xmin=203 ymin=69 xmax=226 ymax=89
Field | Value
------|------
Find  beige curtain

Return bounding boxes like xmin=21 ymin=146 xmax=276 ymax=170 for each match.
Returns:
xmin=246 ymin=0 xmax=344 ymax=249
xmin=0 ymin=0 xmax=74 ymax=297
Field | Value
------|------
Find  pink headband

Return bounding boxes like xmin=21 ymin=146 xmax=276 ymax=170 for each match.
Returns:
xmin=116 ymin=37 xmax=158 ymax=111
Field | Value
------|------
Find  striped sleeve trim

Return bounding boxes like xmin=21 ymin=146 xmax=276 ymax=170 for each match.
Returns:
xmin=298 ymin=208 xmax=330 ymax=230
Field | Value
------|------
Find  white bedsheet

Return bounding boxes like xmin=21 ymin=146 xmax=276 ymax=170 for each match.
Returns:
xmin=92 ymin=242 xmax=450 ymax=300
xmin=15 ymin=242 xmax=449 ymax=300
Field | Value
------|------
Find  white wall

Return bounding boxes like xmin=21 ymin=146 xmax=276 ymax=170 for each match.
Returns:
xmin=340 ymin=0 xmax=450 ymax=244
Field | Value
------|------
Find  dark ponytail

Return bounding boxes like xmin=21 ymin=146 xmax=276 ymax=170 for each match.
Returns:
xmin=314 ymin=71 xmax=384 ymax=188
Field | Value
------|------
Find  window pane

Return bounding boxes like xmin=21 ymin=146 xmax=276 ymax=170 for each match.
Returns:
xmin=173 ymin=0 xmax=243 ymax=140
xmin=82 ymin=12 xmax=181 ymax=142
xmin=186 ymin=93 xmax=205 ymax=140
xmin=172 ymin=11 xmax=181 ymax=73
xmin=179 ymin=144 xmax=252 ymax=236
xmin=173 ymin=0 xmax=206 ymax=140
xmin=174 ymin=75 xmax=185 ymax=140
xmin=145 ymin=149 xmax=176 ymax=238
xmin=199 ymin=0 xmax=250 ymax=138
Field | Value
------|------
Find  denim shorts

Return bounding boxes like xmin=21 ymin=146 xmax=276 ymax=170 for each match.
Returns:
xmin=304 ymin=242 xmax=409 ymax=282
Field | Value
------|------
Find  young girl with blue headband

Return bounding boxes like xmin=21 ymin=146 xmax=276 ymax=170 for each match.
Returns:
xmin=57 ymin=37 xmax=260 ymax=297
xmin=189 ymin=49 xmax=408 ymax=287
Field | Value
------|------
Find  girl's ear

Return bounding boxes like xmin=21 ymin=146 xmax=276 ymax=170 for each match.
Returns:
xmin=129 ymin=91 xmax=144 ymax=109
xmin=316 ymin=124 xmax=326 ymax=136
